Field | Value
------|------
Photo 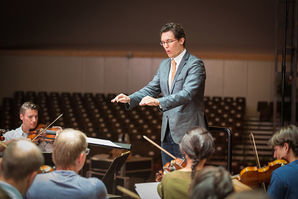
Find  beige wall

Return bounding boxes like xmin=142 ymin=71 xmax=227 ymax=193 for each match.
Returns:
xmin=0 ymin=55 xmax=274 ymax=116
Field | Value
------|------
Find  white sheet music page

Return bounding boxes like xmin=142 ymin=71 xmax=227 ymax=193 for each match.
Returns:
xmin=135 ymin=182 xmax=160 ymax=199
xmin=86 ymin=137 xmax=122 ymax=148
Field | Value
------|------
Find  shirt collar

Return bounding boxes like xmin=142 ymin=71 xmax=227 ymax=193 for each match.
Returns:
xmin=173 ymin=49 xmax=186 ymax=67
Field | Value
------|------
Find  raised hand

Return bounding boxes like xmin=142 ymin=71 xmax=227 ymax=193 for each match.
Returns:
xmin=139 ymin=96 xmax=160 ymax=106
xmin=111 ymin=93 xmax=131 ymax=103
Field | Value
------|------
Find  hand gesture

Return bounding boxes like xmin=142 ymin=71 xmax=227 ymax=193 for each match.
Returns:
xmin=111 ymin=93 xmax=130 ymax=104
xmin=139 ymin=96 xmax=160 ymax=106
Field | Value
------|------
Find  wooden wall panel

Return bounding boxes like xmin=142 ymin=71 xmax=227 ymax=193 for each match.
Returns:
xmin=204 ymin=59 xmax=224 ymax=97
xmin=0 ymin=55 xmax=275 ymax=116
xmin=223 ymin=60 xmax=248 ymax=97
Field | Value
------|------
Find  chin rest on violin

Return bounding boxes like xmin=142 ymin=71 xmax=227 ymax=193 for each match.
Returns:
xmin=235 ymin=159 xmax=287 ymax=188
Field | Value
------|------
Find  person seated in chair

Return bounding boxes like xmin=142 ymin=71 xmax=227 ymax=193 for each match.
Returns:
xmin=267 ymin=125 xmax=298 ymax=199
xmin=190 ymin=166 xmax=234 ymax=199
xmin=157 ymin=126 xmax=214 ymax=199
xmin=26 ymin=128 xmax=107 ymax=199
xmin=1 ymin=101 xmax=60 ymax=153
xmin=0 ymin=139 xmax=44 ymax=199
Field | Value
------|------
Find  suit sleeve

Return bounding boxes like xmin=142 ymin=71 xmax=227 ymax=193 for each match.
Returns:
xmin=128 ymin=68 xmax=162 ymax=109
xmin=158 ymin=59 xmax=205 ymax=111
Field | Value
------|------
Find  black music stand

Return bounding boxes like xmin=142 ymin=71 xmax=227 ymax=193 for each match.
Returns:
xmin=43 ymin=152 xmax=54 ymax=167
xmin=208 ymin=126 xmax=232 ymax=173
xmin=101 ymin=151 xmax=130 ymax=194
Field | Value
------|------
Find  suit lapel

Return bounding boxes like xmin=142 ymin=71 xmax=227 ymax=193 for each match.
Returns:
xmin=164 ymin=59 xmax=171 ymax=95
xmin=170 ymin=51 xmax=190 ymax=93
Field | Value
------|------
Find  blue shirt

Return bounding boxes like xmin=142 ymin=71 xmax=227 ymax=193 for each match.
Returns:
xmin=26 ymin=170 xmax=107 ymax=199
xmin=0 ymin=180 xmax=23 ymax=199
xmin=3 ymin=126 xmax=28 ymax=141
xmin=268 ymin=160 xmax=298 ymax=199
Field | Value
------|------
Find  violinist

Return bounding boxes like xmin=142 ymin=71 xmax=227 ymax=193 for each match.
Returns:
xmin=157 ymin=127 xmax=215 ymax=199
xmin=267 ymin=125 xmax=298 ymax=199
xmin=0 ymin=139 xmax=44 ymax=199
xmin=1 ymin=102 xmax=56 ymax=153
xmin=26 ymin=128 xmax=108 ymax=199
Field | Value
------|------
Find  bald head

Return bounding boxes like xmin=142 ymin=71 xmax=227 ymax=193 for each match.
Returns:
xmin=52 ymin=128 xmax=88 ymax=168
xmin=2 ymin=139 xmax=44 ymax=181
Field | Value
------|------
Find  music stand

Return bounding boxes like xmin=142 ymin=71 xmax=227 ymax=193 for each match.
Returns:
xmin=208 ymin=126 xmax=232 ymax=173
xmin=43 ymin=152 xmax=54 ymax=167
xmin=102 ymin=151 xmax=131 ymax=194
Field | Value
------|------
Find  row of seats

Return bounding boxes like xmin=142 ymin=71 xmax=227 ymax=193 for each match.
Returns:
xmin=0 ymin=91 xmax=245 ymax=171
xmin=257 ymin=101 xmax=295 ymax=122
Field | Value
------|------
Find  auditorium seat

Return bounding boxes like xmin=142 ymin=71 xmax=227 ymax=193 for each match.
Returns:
xmin=0 ymin=91 xmax=246 ymax=174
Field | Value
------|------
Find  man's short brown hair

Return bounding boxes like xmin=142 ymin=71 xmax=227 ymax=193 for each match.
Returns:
xmin=2 ymin=139 xmax=44 ymax=181
xmin=52 ymin=129 xmax=88 ymax=168
xmin=19 ymin=101 xmax=39 ymax=115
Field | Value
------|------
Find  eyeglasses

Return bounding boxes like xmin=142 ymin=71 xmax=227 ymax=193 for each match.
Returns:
xmin=160 ymin=39 xmax=177 ymax=46
xmin=84 ymin=148 xmax=90 ymax=155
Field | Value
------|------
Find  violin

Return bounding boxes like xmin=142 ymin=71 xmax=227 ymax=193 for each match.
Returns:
xmin=233 ymin=132 xmax=287 ymax=189
xmin=39 ymin=165 xmax=55 ymax=173
xmin=28 ymin=114 xmax=63 ymax=143
xmin=236 ymin=159 xmax=287 ymax=188
xmin=0 ymin=129 xmax=6 ymax=141
xmin=28 ymin=124 xmax=62 ymax=143
xmin=142 ymin=135 xmax=187 ymax=181
xmin=155 ymin=158 xmax=186 ymax=182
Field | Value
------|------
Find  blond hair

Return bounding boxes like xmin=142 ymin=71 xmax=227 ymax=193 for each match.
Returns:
xmin=52 ymin=128 xmax=87 ymax=168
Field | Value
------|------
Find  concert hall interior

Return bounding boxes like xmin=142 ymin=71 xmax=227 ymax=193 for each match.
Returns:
xmin=0 ymin=0 xmax=297 ymax=199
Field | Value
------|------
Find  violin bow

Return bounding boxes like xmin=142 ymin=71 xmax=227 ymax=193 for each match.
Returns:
xmin=250 ymin=132 xmax=266 ymax=191
xmin=117 ymin=186 xmax=140 ymax=199
xmin=143 ymin=135 xmax=176 ymax=160
xmin=250 ymin=132 xmax=261 ymax=169
xmin=31 ymin=113 xmax=63 ymax=142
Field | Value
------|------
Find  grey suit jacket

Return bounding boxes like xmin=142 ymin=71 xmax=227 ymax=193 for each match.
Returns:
xmin=128 ymin=51 xmax=206 ymax=144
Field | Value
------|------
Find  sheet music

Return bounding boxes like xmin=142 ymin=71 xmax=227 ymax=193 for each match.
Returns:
xmin=135 ymin=182 xmax=160 ymax=199
xmin=86 ymin=137 xmax=122 ymax=148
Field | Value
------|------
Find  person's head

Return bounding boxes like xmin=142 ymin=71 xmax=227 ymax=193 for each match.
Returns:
xmin=226 ymin=190 xmax=270 ymax=199
xmin=269 ymin=125 xmax=298 ymax=162
xmin=19 ymin=102 xmax=39 ymax=131
xmin=52 ymin=128 xmax=89 ymax=172
xmin=190 ymin=166 xmax=234 ymax=199
xmin=160 ymin=22 xmax=186 ymax=58
xmin=1 ymin=139 xmax=44 ymax=194
xmin=180 ymin=127 xmax=215 ymax=176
